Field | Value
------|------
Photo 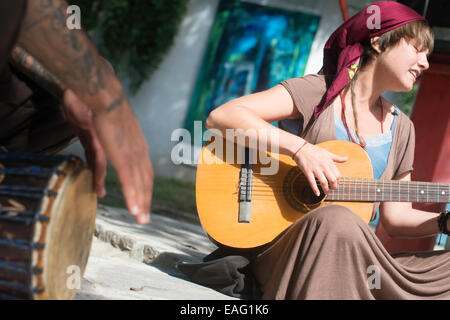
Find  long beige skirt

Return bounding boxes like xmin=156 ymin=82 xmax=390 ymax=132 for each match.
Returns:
xmin=251 ymin=205 xmax=450 ymax=299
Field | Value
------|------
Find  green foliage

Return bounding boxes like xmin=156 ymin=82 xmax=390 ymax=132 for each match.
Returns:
xmin=385 ymin=83 xmax=419 ymax=117
xmin=152 ymin=177 xmax=196 ymax=213
xmin=99 ymin=167 xmax=196 ymax=215
xmin=401 ymin=83 xmax=419 ymax=116
xmin=72 ymin=0 xmax=189 ymax=93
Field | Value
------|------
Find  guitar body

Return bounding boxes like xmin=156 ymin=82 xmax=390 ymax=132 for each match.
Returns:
xmin=196 ymin=139 xmax=375 ymax=249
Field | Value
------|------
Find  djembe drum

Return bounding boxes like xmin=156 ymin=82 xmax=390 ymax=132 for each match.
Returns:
xmin=0 ymin=152 xmax=97 ymax=300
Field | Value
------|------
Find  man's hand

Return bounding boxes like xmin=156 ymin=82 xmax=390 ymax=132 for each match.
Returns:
xmin=62 ymin=89 xmax=107 ymax=199
xmin=62 ymin=89 xmax=154 ymax=225
xmin=92 ymin=101 xmax=154 ymax=225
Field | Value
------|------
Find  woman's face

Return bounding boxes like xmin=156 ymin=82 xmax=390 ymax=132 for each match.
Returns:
xmin=376 ymin=37 xmax=430 ymax=92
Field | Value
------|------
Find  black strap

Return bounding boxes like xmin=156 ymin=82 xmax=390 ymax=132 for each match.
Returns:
xmin=438 ymin=210 xmax=449 ymax=235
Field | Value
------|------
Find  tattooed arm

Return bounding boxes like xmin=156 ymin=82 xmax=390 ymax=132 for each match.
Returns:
xmin=17 ymin=0 xmax=153 ymax=224
xmin=10 ymin=46 xmax=116 ymax=101
xmin=10 ymin=46 xmax=109 ymax=200
xmin=17 ymin=0 xmax=119 ymax=110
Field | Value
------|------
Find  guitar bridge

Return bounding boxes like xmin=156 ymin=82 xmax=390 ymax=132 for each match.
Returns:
xmin=238 ymin=148 xmax=253 ymax=223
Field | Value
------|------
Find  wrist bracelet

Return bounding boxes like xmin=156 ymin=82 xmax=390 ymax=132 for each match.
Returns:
xmin=292 ymin=141 xmax=308 ymax=160
xmin=438 ymin=210 xmax=449 ymax=235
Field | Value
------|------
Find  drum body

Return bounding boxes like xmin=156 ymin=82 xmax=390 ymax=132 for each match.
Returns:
xmin=0 ymin=153 xmax=97 ymax=300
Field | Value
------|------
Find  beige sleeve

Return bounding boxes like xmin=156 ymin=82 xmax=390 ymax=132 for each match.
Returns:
xmin=279 ymin=74 xmax=328 ymax=125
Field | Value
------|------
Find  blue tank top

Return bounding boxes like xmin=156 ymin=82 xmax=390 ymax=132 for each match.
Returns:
xmin=334 ymin=108 xmax=399 ymax=226
xmin=334 ymin=108 xmax=399 ymax=179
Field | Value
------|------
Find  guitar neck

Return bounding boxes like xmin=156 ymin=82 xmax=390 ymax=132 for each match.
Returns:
xmin=327 ymin=178 xmax=450 ymax=203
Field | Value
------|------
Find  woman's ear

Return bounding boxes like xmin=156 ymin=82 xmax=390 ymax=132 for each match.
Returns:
xmin=370 ymin=36 xmax=382 ymax=54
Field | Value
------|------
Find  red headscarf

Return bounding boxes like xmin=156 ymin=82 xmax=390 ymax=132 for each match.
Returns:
xmin=314 ymin=1 xmax=426 ymax=118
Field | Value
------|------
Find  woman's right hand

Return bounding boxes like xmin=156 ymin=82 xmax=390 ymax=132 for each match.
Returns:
xmin=293 ymin=143 xmax=348 ymax=196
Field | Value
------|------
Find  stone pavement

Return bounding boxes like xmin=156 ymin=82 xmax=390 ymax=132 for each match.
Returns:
xmin=75 ymin=205 xmax=237 ymax=300
xmin=73 ymin=205 xmax=447 ymax=300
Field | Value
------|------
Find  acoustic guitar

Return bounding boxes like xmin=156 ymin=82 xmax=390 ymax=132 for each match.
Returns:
xmin=196 ymin=139 xmax=450 ymax=249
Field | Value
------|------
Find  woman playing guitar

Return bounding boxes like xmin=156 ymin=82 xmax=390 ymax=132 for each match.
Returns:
xmin=202 ymin=1 xmax=449 ymax=299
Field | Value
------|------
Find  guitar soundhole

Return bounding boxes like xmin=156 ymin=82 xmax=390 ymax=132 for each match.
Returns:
xmin=283 ymin=167 xmax=325 ymax=211
xmin=301 ymin=185 xmax=325 ymax=204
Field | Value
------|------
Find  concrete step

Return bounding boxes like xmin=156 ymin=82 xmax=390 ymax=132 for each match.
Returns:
xmin=75 ymin=205 xmax=237 ymax=300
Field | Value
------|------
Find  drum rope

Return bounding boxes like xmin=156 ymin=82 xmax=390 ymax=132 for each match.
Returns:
xmin=0 ymin=167 xmax=64 ymax=178
xmin=0 ymin=278 xmax=44 ymax=296
xmin=0 ymin=186 xmax=57 ymax=198
xmin=0 ymin=260 xmax=42 ymax=275
xmin=0 ymin=209 xmax=49 ymax=223
xmin=0 ymin=238 xmax=44 ymax=250
xmin=0 ymin=152 xmax=77 ymax=162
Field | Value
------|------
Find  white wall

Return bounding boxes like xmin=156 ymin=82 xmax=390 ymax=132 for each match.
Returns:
xmin=304 ymin=0 xmax=341 ymax=75
xmin=128 ymin=0 xmax=221 ymax=181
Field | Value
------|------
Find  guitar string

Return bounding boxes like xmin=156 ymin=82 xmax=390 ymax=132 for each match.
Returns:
xmin=213 ymin=184 xmax=442 ymax=191
xmin=229 ymin=186 xmax=447 ymax=197
xmin=248 ymin=188 xmax=447 ymax=198
xmin=222 ymin=177 xmax=449 ymax=191
xmin=217 ymin=172 xmax=447 ymax=185
xmin=253 ymin=175 xmax=447 ymax=186
xmin=204 ymin=174 xmax=449 ymax=193
xmin=213 ymin=177 xmax=449 ymax=200
xmin=249 ymin=184 xmax=448 ymax=192
xmin=239 ymin=195 xmax=443 ymax=201
xmin=206 ymin=185 xmax=448 ymax=194
xmin=247 ymin=189 xmax=447 ymax=197
xmin=241 ymin=176 xmax=447 ymax=187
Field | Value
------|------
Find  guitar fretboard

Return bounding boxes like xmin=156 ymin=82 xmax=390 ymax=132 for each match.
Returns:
xmin=327 ymin=178 xmax=450 ymax=203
